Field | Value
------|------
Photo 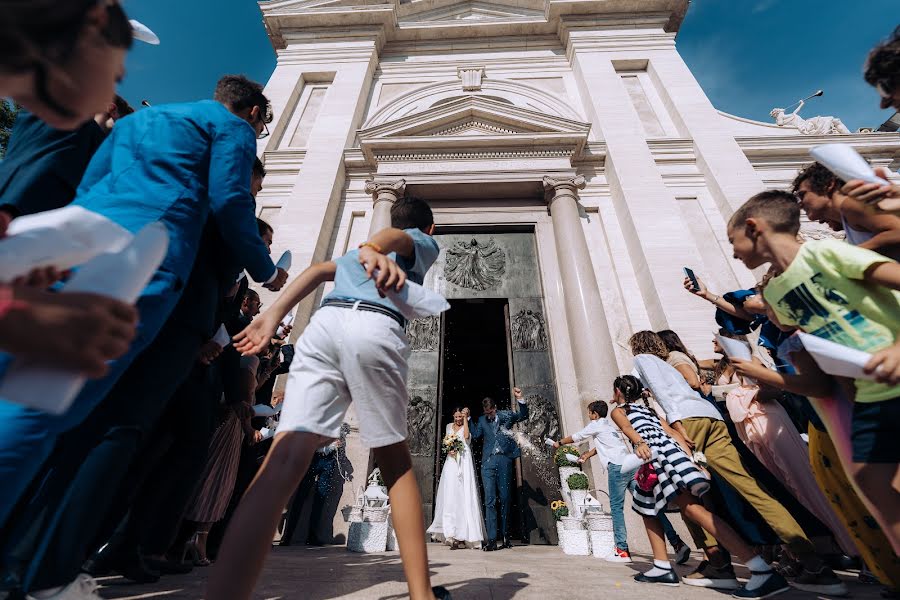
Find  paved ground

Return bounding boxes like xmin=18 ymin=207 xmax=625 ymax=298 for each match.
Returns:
xmin=98 ymin=544 xmax=882 ymax=600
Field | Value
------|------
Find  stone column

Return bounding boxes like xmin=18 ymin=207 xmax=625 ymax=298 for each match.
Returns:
xmin=543 ymin=175 xmax=618 ymax=401
xmin=365 ymin=179 xmax=406 ymax=236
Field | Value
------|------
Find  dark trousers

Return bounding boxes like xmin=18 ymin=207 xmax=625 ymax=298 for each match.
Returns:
xmin=9 ymin=319 xmax=205 ymax=591
xmin=481 ymin=454 xmax=513 ymax=543
xmin=282 ymin=452 xmax=338 ymax=546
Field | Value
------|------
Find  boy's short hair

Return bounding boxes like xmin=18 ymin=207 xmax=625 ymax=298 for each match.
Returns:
xmin=256 ymin=218 xmax=273 ymax=237
xmin=792 ymin=162 xmax=845 ymax=196
xmin=214 ymin=75 xmax=273 ymax=124
xmin=252 ymin=157 xmax=266 ymax=179
xmin=864 ymin=25 xmax=900 ymax=93
xmin=728 ymin=190 xmax=801 ymax=236
xmin=390 ymin=196 xmax=434 ymax=232
xmin=482 ymin=397 xmax=496 ymax=411
xmin=587 ymin=401 xmax=608 ymax=418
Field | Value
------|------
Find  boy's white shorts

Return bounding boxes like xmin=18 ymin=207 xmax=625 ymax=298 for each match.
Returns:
xmin=276 ymin=305 xmax=411 ymax=448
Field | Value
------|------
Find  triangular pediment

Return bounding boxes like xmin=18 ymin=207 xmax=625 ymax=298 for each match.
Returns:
xmin=263 ymin=0 xmax=383 ymax=14
xmin=358 ymin=96 xmax=591 ymax=165
xmin=400 ymin=1 xmax=545 ymax=23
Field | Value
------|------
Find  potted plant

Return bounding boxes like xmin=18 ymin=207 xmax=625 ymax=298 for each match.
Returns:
xmin=566 ymin=472 xmax=590 ymax=518
xmin=552 ymin=498 xmax=590 ymax=556
xmin=555 ymin=445 xmax=581 ymax=503
xmin=551 ymin=500 xmax=568 ymax=543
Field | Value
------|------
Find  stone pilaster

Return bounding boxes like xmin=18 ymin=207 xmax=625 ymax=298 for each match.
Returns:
xmin=364 ymin=179 xmax=406 ymax=236
xmin=543 ymin=175 xmax=617 ymax=401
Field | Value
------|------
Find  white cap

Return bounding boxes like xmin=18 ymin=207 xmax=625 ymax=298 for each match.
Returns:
xmin=129 ymin=19 xmax=160 ymax=45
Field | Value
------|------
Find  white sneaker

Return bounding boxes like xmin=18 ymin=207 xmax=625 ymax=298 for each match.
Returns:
xmin=26 ymin=574 xmax=102 ymax=600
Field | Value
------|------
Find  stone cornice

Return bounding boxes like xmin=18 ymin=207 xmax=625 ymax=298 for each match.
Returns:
xmin=735 ymin=132 xmax=900 ymax=159
xmin=260 ymin=0 xmax=689 ymax=46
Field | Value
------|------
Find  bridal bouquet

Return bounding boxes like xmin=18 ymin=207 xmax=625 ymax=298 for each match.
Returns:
xmin=441 ymin=434 xmax=465 ymax=462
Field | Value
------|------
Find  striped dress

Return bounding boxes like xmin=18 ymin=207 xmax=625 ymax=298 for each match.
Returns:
xmin=625 ymin=403 xmax=710 ymax=516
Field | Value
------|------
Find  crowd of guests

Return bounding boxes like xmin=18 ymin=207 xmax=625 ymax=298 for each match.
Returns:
xmin=557 ymin=24 xmax=900 ymax=600
xmin=0 ymin=2 xmax=898 ymax=600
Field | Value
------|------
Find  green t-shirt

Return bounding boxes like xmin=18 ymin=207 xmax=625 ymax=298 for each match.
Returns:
xmin=763 ymin=239 xmax=900 ymax=403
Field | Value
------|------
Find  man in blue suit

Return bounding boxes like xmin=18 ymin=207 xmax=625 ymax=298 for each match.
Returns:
xmin=0 ymin=75 xmax=288 ymax=597
xmin=470 ymin=387 xmax=529 ymax=551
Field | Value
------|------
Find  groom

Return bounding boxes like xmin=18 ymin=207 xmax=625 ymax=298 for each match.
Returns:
xmin=470 ymin=387 xmax=529 ymax=551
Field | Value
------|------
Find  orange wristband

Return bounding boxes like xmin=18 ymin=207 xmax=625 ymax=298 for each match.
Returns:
xmin=358 ymin=241 xmax=384 ymax=254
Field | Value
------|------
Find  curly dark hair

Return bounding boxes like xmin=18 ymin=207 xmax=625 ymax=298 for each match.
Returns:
xmin=864 ymin=25 xmax=900 ymax=93
xmin=791 ymin=162 xmax=845 ymax=196
xmin=214 ymin=75 xmax=273 ymax=124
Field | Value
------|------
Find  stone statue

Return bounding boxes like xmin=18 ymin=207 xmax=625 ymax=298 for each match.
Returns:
xmin=770 ymin=100 xmax=851 ymax=135
xmin=406 ymin=392 xmax=435 ymax=456
xmin=443 ymin=237 xmax=506 ymax=290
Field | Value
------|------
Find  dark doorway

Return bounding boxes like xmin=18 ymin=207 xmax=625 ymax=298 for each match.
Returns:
xmin=435 ymin=298 xmax=523 ymax=539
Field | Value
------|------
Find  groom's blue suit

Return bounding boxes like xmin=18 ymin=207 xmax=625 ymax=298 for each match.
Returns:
xmin=470 ymin=399 xmax=529 ymax=544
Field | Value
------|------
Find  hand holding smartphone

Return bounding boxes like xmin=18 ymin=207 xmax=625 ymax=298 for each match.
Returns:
xmin=683 ymin=267 xmax=700 ymax=292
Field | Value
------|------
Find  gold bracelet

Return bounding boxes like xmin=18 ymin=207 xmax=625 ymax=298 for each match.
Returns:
xmin=358 ymin=241 xmax=384 ymax=254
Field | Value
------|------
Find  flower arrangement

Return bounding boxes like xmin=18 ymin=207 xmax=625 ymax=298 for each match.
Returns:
xmin=554 ymin=445 xmax=581 ymax=468
xmin=441 ymin=433 xmax=465 ymax=462
xmin=551 ymin=500 xmax=569 ymax=521
xmin=567 ymin=472 xmax=589 ymax=491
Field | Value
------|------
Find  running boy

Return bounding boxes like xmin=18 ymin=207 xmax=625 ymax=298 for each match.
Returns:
xmin=727 ymin=189 xmax=900 ymax=555
xmin=207 ymin=196 xmax=451 ymax=600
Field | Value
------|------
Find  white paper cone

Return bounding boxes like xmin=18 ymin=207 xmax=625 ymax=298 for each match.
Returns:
xmin=565 ymin=453 xmax=580 ymax=464
xmin=544 ymin=438 xmax=556 ymax=447
xmin=212 ymin=324 xmax=231 ymax=348
xmin=275 ymin=250 xmax=292 ymax=271
xmin=253 ymin=404 xmax=280 ymax=418
xmin=384 ymin=280 xmax=450 ymax=320
xmin=620 ymin=453 xmax=648 ymax=472
xmin=715 ymin=335 xmax=752 ymax=361
xmin=276 ymin=311 xmax=295 ymax=337
xmin=810 ymin=144 xmax=890 ymax=186
xmin=798 ymin=332 xmax=876 ymax=380
xmin=0 ymin=223 xmax=170 ymax=414
xmin=1 ymin=206 xmax=133 ymax=282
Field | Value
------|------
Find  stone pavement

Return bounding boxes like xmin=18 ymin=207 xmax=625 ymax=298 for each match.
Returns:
xmin=98 ymin=545 xmax=882 ymax=600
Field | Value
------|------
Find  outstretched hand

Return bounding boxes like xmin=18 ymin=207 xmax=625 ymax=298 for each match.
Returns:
xmin=358 ymin=246 xmax=407 ymax=297
xmin=233 ymin=314 xmax=278 ymax=356
xmin=842 ymin=168 xmax=900 ymax=213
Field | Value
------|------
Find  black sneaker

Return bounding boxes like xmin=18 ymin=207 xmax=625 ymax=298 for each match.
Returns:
xmin=683 ymin=560 xmax=740 ymax=590
xmin=792 ymin=567 xmax=848 ymax=596
xmin=433 ymin=586 xmax=453 ymax=599
xmin=672 ymin=539 xmax=691 ymax=565
xmin=634 ymin=568 xmax=680 ymax=587
xmin=732 ymin=571 xmax=790 ymax=600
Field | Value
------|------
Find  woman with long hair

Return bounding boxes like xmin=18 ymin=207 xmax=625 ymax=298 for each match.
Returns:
xmin=427 ymin=406 xmax=485 ymax=549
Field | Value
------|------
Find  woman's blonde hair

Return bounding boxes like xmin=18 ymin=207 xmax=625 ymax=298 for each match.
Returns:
xmin=628 ymin=331 xmax=669 ymax=360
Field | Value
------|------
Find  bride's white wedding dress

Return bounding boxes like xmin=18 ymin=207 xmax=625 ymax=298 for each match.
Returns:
xmin=427 ymin=423 xmax=485 ymax=548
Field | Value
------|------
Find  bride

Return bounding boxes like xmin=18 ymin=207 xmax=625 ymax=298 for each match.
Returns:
xmin=427 ymin=406 xmax=485 ymax=549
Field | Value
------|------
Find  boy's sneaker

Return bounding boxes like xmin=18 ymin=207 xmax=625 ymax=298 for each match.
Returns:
xmin=432 ymin=586 xmax=452 ymax=600
xmin=791 ymin=567 xmax=848 ymax=596
xmin=672 ymin=539 xmax=691 ymax=565
xmin=604 ymin=547 xmax=633 ymax=563
xmin=683 ymin=560 xmax=740 ymax=590
xmin=732 ymin=571 xmax=790 ymax=600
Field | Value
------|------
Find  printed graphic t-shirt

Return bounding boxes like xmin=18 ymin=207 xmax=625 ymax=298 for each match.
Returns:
xmin=763 ymin=239 xmax=900 ymax=403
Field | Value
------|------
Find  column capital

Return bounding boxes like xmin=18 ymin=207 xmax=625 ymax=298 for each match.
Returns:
xmin=364 ymin=179 xmax=406 ymax=207
xmin=543 ymin=175 xmax=586 ymax=204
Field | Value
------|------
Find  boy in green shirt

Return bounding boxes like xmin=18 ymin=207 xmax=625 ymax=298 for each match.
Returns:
xmin=727 ymin=189 xmax=900 ymax=555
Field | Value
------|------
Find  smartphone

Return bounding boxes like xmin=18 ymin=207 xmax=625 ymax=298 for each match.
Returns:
xmin=683 ymin=267 xmax=700 ymax=291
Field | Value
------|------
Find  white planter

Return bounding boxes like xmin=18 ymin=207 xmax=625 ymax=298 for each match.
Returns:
xmin=586 ymin=513 xmax=615 ymax=558
xmin=560 ymin=516 xmax=584 ymax=531
xmin=569 ymin=490 xmax=589 ymax=518
xmin=386 ymin=517 xmax=398 ymax=551
xmin=347 ymin=520 xmax=389 ymax=553
xmin=559 ymin=466 xmax=581 ymax=495
xmin=559 ymin=528 xmax=591 ymax=556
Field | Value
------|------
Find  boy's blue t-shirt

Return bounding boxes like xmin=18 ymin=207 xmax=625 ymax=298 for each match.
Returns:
xmin=323 ymin=228 xmax=440 ymax=315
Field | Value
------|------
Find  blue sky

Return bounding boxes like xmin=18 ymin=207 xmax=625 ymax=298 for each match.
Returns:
xmin=119 ymin=0 xmax=898 ymax=130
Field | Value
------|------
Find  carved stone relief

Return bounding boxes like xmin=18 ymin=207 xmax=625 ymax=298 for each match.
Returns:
xmin=406 ymin=387 xmax=436 ymax=457
xmin=443 ymin=237 xmax=506 ymax=290
xmin=511 ymin=309 xmax=548 ymax=351
xmin=519 ymin=392 xmax=562 ymax=489
xmin=406 ymin=316 xmax=440 ymax=352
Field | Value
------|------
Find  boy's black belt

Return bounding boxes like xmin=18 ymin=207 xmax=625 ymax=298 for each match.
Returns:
xmin=321 ymin=299 xmax=406 ymax=328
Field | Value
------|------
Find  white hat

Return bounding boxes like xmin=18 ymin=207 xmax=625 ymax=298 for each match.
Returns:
xmin=129 ymin=19 xmax=160 ymax=45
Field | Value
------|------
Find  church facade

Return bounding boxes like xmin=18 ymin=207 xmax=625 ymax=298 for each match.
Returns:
xmin=255 ymin=0 xmax=900 ymax=549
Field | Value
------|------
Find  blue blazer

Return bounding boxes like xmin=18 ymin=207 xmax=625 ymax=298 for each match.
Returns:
xmin=72 ymin=100 xmax=275 ymax=288
xmin=470 ymin=401 xmax=530 ymax=460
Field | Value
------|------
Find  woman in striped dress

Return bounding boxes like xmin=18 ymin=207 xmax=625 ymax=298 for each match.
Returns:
xmin=610 ymin=375 xmax=789 ymax=599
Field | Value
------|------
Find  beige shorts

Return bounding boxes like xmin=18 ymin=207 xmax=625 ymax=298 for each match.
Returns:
xmin=277 ymin=306 xmax=411 ymax=448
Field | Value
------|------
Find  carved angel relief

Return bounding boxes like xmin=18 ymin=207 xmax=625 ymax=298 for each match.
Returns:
xmin=511 ymin=309 xmax=548 ymax=351
xmin=443 ymin=238 xmax=506 ymax=290
xmin=406 ymin=316 xmax=440 ymax=352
